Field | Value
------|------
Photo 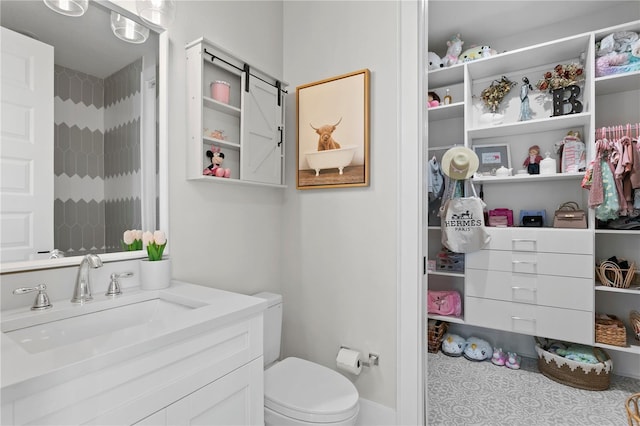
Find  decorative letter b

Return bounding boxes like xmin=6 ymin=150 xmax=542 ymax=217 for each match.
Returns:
xmin=552 ymin=85 xmax=583 ymax=117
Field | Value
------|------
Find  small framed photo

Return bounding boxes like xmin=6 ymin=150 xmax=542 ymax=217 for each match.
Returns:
xmin=472 ymin=144 xmax=511 ymax=175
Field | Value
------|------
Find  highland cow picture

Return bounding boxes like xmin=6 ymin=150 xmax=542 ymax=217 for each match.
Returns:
xmin=296 ymin=69 xmax=370 ymax=189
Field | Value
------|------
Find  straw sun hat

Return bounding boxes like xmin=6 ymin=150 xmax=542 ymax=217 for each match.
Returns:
xmin=441 ymin=147 xmax=479 ymax=180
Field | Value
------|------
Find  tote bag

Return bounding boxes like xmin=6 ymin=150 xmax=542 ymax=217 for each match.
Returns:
xmin=440 ymin=184 xmax=491 ymax=253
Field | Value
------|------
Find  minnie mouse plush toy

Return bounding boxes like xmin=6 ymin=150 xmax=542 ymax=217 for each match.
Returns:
xmin=203 ymin=145 xmax=231 ymax=178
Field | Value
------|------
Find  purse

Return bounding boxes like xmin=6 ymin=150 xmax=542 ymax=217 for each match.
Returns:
xmin=553 ymin=201 xmax=587 ymax=228
xmin=488 ymin=208 xmax=514 ymax=227
xmin=440 ymin=184 xmax=491 ymax=253
xmin=427 ymin=290 xmax=462 ymax=317
xmin=520 ymin=209 xmax=546 ymax=227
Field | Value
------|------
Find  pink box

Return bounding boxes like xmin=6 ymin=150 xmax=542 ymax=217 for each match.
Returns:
xmin=211 ymin=81 xmax=230 ymax=104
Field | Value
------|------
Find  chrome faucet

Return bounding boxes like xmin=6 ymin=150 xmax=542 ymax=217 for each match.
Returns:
xmin=71 ymin=254 xmax=103 ymax=303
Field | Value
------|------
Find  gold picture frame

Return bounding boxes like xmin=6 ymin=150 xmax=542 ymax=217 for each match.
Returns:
xmin=296 ymin=69 xmax=370 ymax=189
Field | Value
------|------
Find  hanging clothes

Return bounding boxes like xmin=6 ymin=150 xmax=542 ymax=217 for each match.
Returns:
xmin=595 ymin=154 xmax=620 ymax=221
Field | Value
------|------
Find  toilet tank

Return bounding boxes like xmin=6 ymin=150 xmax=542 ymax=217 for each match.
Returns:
xmin=252 ymin=292 xmax=282 ymax=366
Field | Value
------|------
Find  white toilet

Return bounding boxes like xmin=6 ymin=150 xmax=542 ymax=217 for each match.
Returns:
xmin=253 ymin=292 xmax=360 ymax=426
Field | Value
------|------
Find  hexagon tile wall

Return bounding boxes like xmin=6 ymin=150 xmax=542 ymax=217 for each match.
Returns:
xmin=53 ymin=59 xmax=142 ymax=256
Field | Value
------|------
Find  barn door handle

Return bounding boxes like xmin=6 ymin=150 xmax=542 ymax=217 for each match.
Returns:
xmin=278 ymin=126 xmax=283 ymax=147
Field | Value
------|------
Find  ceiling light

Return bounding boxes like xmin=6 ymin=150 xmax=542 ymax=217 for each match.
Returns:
xmin=136 ymin=0 xmax=176 ymax=29
xmin=110 ymin=12 xmax=149 ymax=44
xmin=43 ymin=0 xmax=88 ymax=17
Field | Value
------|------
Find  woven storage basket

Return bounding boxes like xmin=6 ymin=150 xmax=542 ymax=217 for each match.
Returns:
xmin=534 ymin=338 xmax=612 ymax=391
xmin=427 ymin=320 xmax=448 ymax=353
xmin=631 ymin=310 xmax=640 ymax=342
xmin=595 ymin=314 xmax=627 ymax=347
xmin=627 ymin=393 xmax=640 ymax=426
xmin=595 ymin=260 xmax=636 ymax=288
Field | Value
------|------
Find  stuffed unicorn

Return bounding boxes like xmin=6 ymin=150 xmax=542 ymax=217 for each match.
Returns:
xmin=443 ymin=34 xmax=464 ymax=67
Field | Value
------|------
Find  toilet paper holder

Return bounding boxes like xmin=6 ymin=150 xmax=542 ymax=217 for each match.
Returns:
xmin=339 ymin=346 xmax=379 ymax=367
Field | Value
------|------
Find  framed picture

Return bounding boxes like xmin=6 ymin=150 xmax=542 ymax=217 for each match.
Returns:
xmin=296 ymin=69 xmax=370 ymax=189
xmin=472 ymin=144 xmax=511 ymax=175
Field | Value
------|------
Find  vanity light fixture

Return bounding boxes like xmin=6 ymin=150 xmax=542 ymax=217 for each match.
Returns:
xmin=136 ymin=0 xmax=176 ymax=29
xmin=110 ymin=11 xmax=149 ymax=44
xmin=43 ymin=0 xmax=88 ymax=17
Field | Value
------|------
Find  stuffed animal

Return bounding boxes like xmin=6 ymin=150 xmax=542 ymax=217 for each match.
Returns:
xmin=441 ymin=333 xmax=466 ymax=357
xmin=443 ymin=34 xmax=464 ymax=67
xmin=428 ymin=91 xmax=440 ymax=108
xmin=459 ymin=45 xmax=497 ymax=62
xmin=463 ymin=337 xmax=492 ymax=361
xmin=428 ymin=51 xmax=444 ymax=70
xmin=203 ymin=145 xmax=231 ymax=178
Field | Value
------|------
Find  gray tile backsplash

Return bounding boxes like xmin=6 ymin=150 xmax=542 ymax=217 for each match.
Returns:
xmin=53 ymin=60 xmax=142 ymax=255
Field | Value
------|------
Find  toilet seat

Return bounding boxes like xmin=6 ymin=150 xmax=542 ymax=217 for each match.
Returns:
xmin=264 ymin=357 xmax=359 ymax=424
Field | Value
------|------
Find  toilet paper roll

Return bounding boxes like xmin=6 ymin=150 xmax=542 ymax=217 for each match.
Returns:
xmin=336 ymin=348 xmax=362 ymax=375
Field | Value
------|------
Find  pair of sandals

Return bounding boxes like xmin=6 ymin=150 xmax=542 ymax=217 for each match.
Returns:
xmin=491 ymin=348 xmax=521 ymax=369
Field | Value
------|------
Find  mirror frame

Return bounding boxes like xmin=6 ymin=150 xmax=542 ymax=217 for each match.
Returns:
xmin=0 ymin=1 xmax=169 ymax=273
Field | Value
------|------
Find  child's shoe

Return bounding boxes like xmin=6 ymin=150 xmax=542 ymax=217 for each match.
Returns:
xmin=505 ymin=352 xmax=521 ymax=369
xmin=491 ymin=347 xmax=506 ymax=366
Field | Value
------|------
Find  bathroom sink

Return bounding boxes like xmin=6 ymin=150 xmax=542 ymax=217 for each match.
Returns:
xmin=3 ymin=297 xmax=195 ymax=354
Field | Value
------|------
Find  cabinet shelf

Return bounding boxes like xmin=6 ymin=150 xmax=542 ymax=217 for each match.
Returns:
xmin=428 ymin=271 xmax=464 ymax=278
xmin=472 ymin=171 xmax=583 ymax=184
xmin=203 ymin=96 xmax=241 ymax=116
xmin=427 ymin=314 xmax=465 ymax=324
xmin=468 ymin=112 xmax=590 ymax=139
xmin=428 ymin=102 xmax=464 ymax=121
xmin=595 ymin=229 xmax=640 ymax=235
xmin=203 ymin=136 xmax=240 ymax=150
xmin=596 ymin=338 xmax=640 ymax=355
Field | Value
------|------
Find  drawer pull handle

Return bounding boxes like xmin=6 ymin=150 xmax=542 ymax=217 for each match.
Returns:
xmin=512 ymin=260 xmax=537 ymax=265
xmin=512 ymin=239 xmax=536 ymax=243
xmin=511 ymin=286 xmax=537 ymax=292
xmin=511 ymin=316 xmax=536 ymax=322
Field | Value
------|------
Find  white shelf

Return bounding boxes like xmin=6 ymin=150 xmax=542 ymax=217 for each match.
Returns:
xmin=472 ymin=172 xmax=583 ymax=184
xmin=595 ymin=71 xmax=640 ymax=96
xmin=428 ymin=63 xmax=464 ymax=89
xmin=203 ymin=96 xmax=241 ymax=116
xmin=595 ymin=229 xmax=640 ymax=235
xmin=428 ymin=314 xmax=465 ymax=324
xmin=596 ymin=335 xmax=640 ymax=355
xmin=188 ymin=175 xmax=286 ymax=188
xmin=466 ymin=33 xmax=591 ymax=81
xmin=468 ymin=112 xmax=591 ymax=139
xmin=428 ymin=271 xmax=464 ymax=278
xmin=427 ymin=102 xmax=464 ymax=121
xmin=595 ymin=284 xmax=640 ymax=294
xmin=203 ymin=136 xmax=240 ymax=150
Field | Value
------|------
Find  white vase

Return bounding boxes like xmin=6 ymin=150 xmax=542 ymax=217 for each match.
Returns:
xmin=139 ymin=258 xmax=171 ymax=290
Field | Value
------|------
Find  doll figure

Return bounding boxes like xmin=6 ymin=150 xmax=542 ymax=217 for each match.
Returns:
xmin=203 ymin=145 xmax=231 ymax=178
xmin=428 ymin=91 xmax=440 ymax=108
xmin=519 ymin=76 xmax=533 ymax=121
xmin=523 ymin=144 xmax=543 ymax=174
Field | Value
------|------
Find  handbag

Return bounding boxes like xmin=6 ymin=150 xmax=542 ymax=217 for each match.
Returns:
xmin=553 ymin=201 xmax=587 ymax=228
xmin=427 ymin=290 xmax=462 ymax=317
xmin=519 ymin=209 xmax=546 ymax=227
xmin=440 ymin=184 xmax=491 ymax=253
xmin=488 ymin=208 xmax=514 ymax=227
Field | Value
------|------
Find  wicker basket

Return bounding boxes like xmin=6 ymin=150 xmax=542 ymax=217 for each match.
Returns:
xmin=627 ymin=393 xmax=640 ymax=426
xmin=631 ymin=310 xmax=640 ymax=342
xmin=427 ymin=320 xmax=448 ymax=353
xmin=534 ymin=337 xmax=612 ymax=391
xmin=595 ymin=260 xmax=636 ymax=288
xmin=595 ymin=314 xmax=627 ymax=347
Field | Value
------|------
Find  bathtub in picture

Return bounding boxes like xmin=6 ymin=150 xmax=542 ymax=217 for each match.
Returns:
xmin=305 ymin=145 xmax=357 ymax=176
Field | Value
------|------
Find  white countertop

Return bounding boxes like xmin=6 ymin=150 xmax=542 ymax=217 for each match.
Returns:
xmin=1 ymin=281 xmax=267 ymax=403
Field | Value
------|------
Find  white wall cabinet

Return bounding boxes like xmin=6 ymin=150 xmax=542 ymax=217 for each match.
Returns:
xmin=426 ymin=19 xmax=640 ymax=375
xmin=186 ymin=38 xmax=287 ymax=187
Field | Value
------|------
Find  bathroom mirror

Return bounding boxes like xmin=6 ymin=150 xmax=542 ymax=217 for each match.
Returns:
xmin=0 ymin=0 xmax=168 ymax=271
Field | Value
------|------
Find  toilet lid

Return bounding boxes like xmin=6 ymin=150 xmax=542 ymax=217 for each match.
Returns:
xmin=264 ymin=357 xmax=359 ymax=423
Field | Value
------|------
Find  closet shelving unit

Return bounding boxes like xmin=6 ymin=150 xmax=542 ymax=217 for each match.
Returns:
xmin=591 ymin=21 xmax=640 ymax=358
xmin=426 ymin=20 xmax=640 ymax=367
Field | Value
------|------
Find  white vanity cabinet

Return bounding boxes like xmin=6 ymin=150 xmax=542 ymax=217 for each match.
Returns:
xmin=1 ymin=283 xmax=266 ymax=426
xmin=186 ymin=37 xmax=287 ymax=187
